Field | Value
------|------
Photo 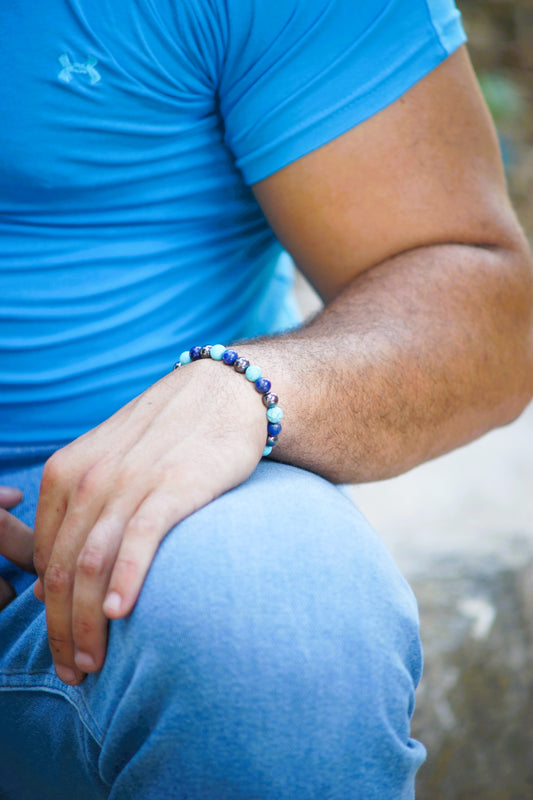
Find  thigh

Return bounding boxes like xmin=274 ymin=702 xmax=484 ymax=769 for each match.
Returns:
xmin=0 ymin=459 xmax=425 ymax=800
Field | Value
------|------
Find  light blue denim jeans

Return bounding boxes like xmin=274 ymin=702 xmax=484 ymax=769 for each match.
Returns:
xmin=0 ymin=457 xmax=426 ymax=799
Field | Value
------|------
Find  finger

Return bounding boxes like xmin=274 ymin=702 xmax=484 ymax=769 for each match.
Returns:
xmin=72 ymin=515 xmax=125 ymax=674
xmin=43 ymin=505 xmax=103 ymax=685
xmin=33 ymin=454 xmax=70 ymax=587
xmin=0 ymin=577 xmax=17 ymax=611
xmin=0 ymin=486 xmax=23 ymax=510
xmin=44 ymin=549 xmax=86 ymax=685
xmin=33 ymin=577 xmax=45 ymax=602
xmin=103 ymin=489 xmax=189 ymax=619
xmin=0 ymin=509 xmax=35 ymax=572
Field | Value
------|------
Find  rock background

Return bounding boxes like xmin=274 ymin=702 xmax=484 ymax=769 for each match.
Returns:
xmin=351 ymin=405 xmax=533 ymax=799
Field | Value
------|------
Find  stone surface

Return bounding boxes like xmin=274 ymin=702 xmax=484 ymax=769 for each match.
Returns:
xmin=351 ymin=405 xmax=533 ymax=799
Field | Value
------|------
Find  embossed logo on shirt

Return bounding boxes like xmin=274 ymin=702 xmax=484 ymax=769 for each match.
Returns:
xmin=58 ymin=54 xmax=101 ymax=85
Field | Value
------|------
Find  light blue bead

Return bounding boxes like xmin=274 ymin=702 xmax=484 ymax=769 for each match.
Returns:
xmin=262 ymin=445 xmax=273 ymax=457
xmin=245 ymin=365 xmax=262 ymax=382
xmin=210 ymin=344 xmax=226 ymax=360
xmin=179 ymin=350 xmax=191 ymax=364
xmin=266 ymin=406 xmax=283 ymax=423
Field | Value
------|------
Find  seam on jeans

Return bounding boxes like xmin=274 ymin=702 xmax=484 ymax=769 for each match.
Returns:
xmin=0 ymin=675 xmax=105 ymax=746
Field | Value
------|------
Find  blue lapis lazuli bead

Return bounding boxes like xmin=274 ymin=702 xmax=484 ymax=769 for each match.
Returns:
xmin=266 ymin=406 xmax=283 ymax=423
xmin=267 ymin=422 xmax=282 ymax=436
xmin=222 ymin=348 xmax=238 ymax=365
xmin=255 ymin=377 xmax=271 ymax=394
xmin=190 ymin=346 xmax=203 ymax=361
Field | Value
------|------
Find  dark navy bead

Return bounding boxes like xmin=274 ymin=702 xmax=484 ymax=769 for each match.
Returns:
xmin=267 ymin=422 xmax=282 ymax=436
xmin=200 ymin=345 xmax=212 ymax=358
xmin=233 ymin=357 xmax=249 ymax=373
xmin=190 ymin=346 xmax=203 ymax=361
xmin=266 ymin=435 xmax=278 ymax=447
xmin=255 ymin=377 xmax=271 ymax=394
xmin=262 ymin=392 xmax=278 ymax=408
xmin=222 ymin=349 xmax=238 ymax=365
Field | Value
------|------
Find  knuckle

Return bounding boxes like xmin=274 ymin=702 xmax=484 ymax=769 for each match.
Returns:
xmin=41 ymin=451 xmax=68 ymax=489
xmin=76 ymin=546 xmax=107 ymax=579
xmin=126 ymin=514 xmax=158 ymax=540
xmin=74 ymin=467 xmax=103 ymax=503
xmin=47 ymin=632 xmax=70 ymax=656
xmin=114 ymin=554 xmax=140 ymax=583
xmin=72 ymin=615 xmax=98 ymax=639
xmin=44 ymin=563 xmax=72 ymax=596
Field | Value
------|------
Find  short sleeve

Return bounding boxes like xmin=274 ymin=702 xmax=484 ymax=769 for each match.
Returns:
xmin=217 ymin=0 xmax=466 ymax=184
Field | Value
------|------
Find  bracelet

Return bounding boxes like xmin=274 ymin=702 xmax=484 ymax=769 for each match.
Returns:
xmin=174 ymin=345 xmax=283 ymax=458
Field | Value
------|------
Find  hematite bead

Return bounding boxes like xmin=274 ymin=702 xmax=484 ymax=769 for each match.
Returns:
xmin=262 ymin=392 xmax=278 ymax=408
xmin=266 ymin=435 xmax=278 ymax=447
xmin=190 ymin=346 xmax=203 ymax=361
xmin=255 ymin=377 xmax=271 ymax=394
xmin=222 ymin=349 xmax=238 ymax=365
xmin=267 ymin=422 xmax=282 ymax=436
xmin=173 ymin=361 xmax=181 ymax=370
xmin=233 ymin=357 xmax=249 ymax=373
xmin=200 ymin=345 xmax=212 ymax=358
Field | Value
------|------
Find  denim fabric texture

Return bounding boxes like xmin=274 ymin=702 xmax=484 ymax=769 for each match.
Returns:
xmin=0 ymin=458 xmax=425 ymax=799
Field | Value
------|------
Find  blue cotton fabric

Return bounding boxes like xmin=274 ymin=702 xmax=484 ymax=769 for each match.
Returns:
xmin=0 ymin=0 xmax=465 ymax=462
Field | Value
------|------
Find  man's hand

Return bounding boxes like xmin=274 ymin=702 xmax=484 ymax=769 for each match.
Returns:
xmin=32 ymin=359 xmax=266 ymax=685
xmin=0 ymin=487 xmax=35 ymax=611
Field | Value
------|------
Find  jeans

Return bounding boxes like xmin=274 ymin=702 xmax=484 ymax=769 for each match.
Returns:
xmin=0 ymin=457 xmax=426 ymax=799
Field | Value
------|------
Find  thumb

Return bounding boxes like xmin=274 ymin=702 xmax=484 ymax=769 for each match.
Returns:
xmin=0 ymin=577 xmax=17 ymax=611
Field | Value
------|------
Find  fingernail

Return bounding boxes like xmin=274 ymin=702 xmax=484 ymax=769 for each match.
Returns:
xmin=75 ymin=651 xmax=96 ymax=672
xmin=55 ymin=665 xmax=78 ymax=685
xmin=103 ymin=591 xmax=122 ymax=616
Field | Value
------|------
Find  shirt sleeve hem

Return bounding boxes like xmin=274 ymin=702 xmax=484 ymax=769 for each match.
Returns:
xmin=241 ymin=27 xmax=467 ymax=186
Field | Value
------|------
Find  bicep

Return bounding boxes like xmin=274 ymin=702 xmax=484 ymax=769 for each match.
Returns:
xmin=252 ymin=46 xmax=521 ymax=302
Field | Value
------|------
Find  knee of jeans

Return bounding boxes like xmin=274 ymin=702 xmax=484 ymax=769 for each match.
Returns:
xmin=103 ymin=466 xmax=423 ymax=773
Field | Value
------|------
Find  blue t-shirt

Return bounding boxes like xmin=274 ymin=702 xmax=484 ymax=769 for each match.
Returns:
xmin=0 ymin=0 xmax=465 ymax=465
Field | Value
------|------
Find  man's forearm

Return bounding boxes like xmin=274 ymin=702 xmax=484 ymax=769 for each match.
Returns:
xmin=238 ymin=240 xmax=533 ymax=483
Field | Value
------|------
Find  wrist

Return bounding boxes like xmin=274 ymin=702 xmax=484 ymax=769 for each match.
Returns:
xmin=174 ymin=345 xmax=284 ymax=458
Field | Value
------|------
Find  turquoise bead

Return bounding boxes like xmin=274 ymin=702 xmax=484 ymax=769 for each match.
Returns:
xmin=262 ymin=445 xmax=273 ymax=457
xmin=179 ymin=350 xmax=191 ymax=364
xmin=210 ymin=344 xmax=226 ymax=360
xmin=245 ymin=365 xmax=262 ymax=382
xmin=266 ymin=406 xmax=283 ymax=423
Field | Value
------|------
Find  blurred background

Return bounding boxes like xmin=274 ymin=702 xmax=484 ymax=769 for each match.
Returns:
xmin=297 ymin=3 xmax=533 ymax=796
xmin=352 ymin=4 xmax=533 ymax=797
xmin=461 ymin=0 xmax=532 ymax=241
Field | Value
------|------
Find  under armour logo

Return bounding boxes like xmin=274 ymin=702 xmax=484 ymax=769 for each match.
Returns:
xmin=58 ymin=54 xmax=101 ymax=85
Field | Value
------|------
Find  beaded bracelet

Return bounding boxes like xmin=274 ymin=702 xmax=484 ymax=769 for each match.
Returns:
xmin=174 ymin=345 xmax=283 ymax=458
